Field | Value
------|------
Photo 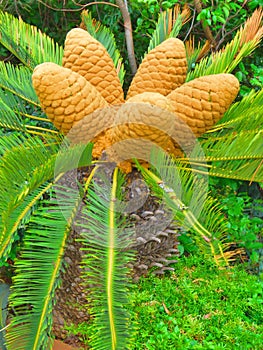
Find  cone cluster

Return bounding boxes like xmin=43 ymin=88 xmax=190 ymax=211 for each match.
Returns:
xmin=32 ymin=27 xmax=240 ymax=170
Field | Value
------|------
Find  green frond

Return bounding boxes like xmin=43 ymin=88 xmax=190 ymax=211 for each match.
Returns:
xmin=0 ymin=135 xmax=93 ymax=260
xmin=6 ymin=184 xmax=80 ymax=350
xmin=184 ymin=131 xmax=263 ymax=182
xmin=185 ymin=38 xmax=211 ymax=72
xmin=209 ymin=89 xmax=263 ymax=133
xmin=0 ymin=61 xmax=56 ymax=135
xmin=186 ymin=32 xmax=240 ymax=80
xmin=135 ymin=148 xmax=236 ymax=267
xmin=183 ymin=89 xmax=263 ymax=182
xmin=0 ymin=133 xmax=27 ymax=155
xmin=79 ymin=166 xmax=134 ymax=350
xmin=187 ymin=9 xmax=263 ymax=80
xmin=200 ymin=129 xmax=262 ymax=160
xmin=0 ymin=62 xmax=39 ymax=105
xmin=0 ymin=11 xmax=63 ymax=69
xmin=0 ymin=96 xmax=54 ymax=136
xmin=81 ymin=10 xmax=125 ymax=85
xmin=147 ymin=5 xmax=190 ymax=52
xmin=0 ymin=98 xmax=26 ymax=133
xmin=211 ymin=159 xmax=262 ymax=182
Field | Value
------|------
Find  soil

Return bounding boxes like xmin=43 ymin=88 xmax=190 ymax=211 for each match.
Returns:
xmin=53 ymin=339 xmax=78 ymax=350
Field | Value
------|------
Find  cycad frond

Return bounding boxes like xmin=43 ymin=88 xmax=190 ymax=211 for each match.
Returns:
xmin=0 ymin=133 xmax=27 ymax=155
xmin=0 ymin=61 xmax=56 ymax=135
xmin=0 ymin=96 xmax=54 ymax=136
xmin=0 ymin=135 xmax=93 ymax=260
xmin=185 ymin=37 xmax=211 ymax=71
xmin=209 ymin=89 xmax=263 ymax=133
xmin=79 ymin=166 xmax=134 ymax=350
xmin=184 ymin=89 xmax=263 ymax=182
xmin=6 ymin=185 xmax=80 ymax=350
xmin=0 ymin=11 xmax=63 ymax=69
xmin=187 ymin=8 xmax=263 ymax=80
xmin=80 ymin=10 xmax=125 ymax=85
xmin=0 ymin=62 xmax=39 ymax=105
xmin=135 ymin=148 xmax=240 ymax=266
xmin=147 ymin=4 xmax=190 ymax=52
xmin=0 ymin=98 xmax=26 ymax=133
xmin=186 ymin=155 xmax=263 ymax=182
xmin=239 ymin=7 xmax=263 ymax=44
xmin=184 ymin=132 xmax=263 ymax=182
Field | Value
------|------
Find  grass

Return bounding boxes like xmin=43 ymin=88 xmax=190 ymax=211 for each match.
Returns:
xmin=66 ymin=254 xmax=263 ymax=349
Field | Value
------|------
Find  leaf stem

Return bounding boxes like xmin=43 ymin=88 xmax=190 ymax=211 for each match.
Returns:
xmin=108 ymin=166 xmax=118 ymax=349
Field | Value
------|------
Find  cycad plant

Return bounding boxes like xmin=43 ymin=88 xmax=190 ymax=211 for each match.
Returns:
xmin=0 ymin=6 xmax=262 ymax=350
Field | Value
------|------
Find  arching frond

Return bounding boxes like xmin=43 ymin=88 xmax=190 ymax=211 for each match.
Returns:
xmin=0 ymin=11 xmax=63 ymax=69
xmin=183 ymin=131 xmax=263 ymax=182
xmin=0 ymin=133 xmax=27 ymax=155
xmin=187 ymin=8 xmax=263 ymax=80
xmin=210 ymin=89 xmax=263 ymax=133
xmin=185 ymin=37 xmax=211 ymax=72
xmin=147 ymin=4 xmax=191 ymax=53
xmin=182 ymin=89 xmax=263 ymax=182
xmin=0 ymin=98 xmax=26 ymax=133
xmin=79 ymin=166 xmax=134 ymax=350
xmin=0 ymin=134 xmax=93 ymax=260
xmin=0 ymin=61 xmax=56 ymax=135
xmin=81 ymin=10 xmax=125 ymax=85
xmin=135 ymin=149 xmax=235 ymax=267
xmin=0 ymin=62 xmax=39 ymax=105
xmin=0 ymin=96 xmax=55 ymax=136
xmin=6 ymin=184 xmax=80 ymax=350
xmin=0 ymin=136 xmax=93 ymax=348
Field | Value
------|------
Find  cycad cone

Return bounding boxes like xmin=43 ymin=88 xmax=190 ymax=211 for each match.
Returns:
xmin=32 ymin=27 xmax=239 ymax=171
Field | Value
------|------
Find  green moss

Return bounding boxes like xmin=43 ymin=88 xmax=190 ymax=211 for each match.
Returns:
xmin=127 ymin=255 xmax=263 ymax=349
xmin=64 ymin=255 xmax=263 ymax=349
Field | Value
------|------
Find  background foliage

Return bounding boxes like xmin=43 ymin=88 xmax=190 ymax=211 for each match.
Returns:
xmin=0 ymin=0 xmax=262 ymax=87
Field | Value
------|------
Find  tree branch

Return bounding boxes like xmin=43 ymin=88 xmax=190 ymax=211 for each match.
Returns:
xmin=194 ymin=0 xmax=216 ymax=49
xmin=115 ymin=0 xmax=137 ymax=75
xmin=37 ymin=0 xmax=119 ymax=12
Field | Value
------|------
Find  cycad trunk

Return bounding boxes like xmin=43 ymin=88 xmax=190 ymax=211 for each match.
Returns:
xmin=52 ymin=169 xmax=181 ymax=346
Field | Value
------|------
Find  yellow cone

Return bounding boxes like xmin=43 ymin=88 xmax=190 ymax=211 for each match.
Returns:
xmin=127 ymin=38 xmax=187 ymax=99
xmin=62 ymin=28 xmax=124 ymax=105
xmin=32 ymin=62 xmax=108 ymax=134
xmin=167 ymin=73 xmax=240 ymax=137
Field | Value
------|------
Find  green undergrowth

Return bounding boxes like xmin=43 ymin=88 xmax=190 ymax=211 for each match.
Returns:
xmin=128 ymin=255 xmax=263 ymax=350
xmin=66 ymin=254 xmax=263 ymax=349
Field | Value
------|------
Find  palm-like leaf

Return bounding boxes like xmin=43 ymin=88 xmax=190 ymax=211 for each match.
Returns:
xmin=0 ymin=134 xmax=93 ymax=348
xmin=183 ymin=89 xmax=263 ymax=182
xmin=210 ymin=88 xmax=263 ymax=132
xmin=0 ymin=98 xmax=26 ymax=133
xmin=0 ymin=134 xmax=93 ymax=260
xmin=78 ymin=167 xmax=134 ymax=350
xmin=0 ymin=11 xmax=63 ymax=69
xmin=0 ymin=62 xmax=38 ymax=104
xmin=147 ymin=4 xmax=191 ymax=52
xmin=81 ymin=10 xmax=125 ymax=85
xmin=187 ymin=8 xmax=263 ymax=80
xmin=0 ymin=61 xmax=56 ymax=135
xmin=185 ymin=37 xmax=211 ymax=72
xmin=6 ymin=185 xmax=81 ymax=350
xmin=136 ymin=149 xmax=240 ymax=266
